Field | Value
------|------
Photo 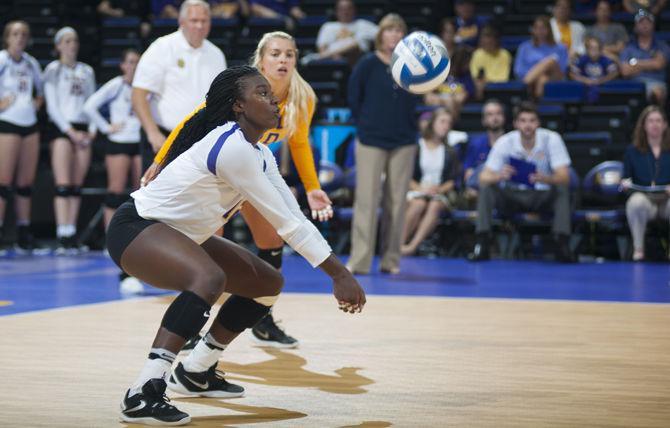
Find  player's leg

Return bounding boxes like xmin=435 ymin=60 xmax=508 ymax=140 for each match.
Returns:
xmin=14 ymin=131 xmax=40 ymax=252
xmin=241 ymin=203 xmax=299 ymax=348
xmin=0 ymin=132 xmax=21 ymax=250
xmin=169 ymin=234 xmax=284 ymax=397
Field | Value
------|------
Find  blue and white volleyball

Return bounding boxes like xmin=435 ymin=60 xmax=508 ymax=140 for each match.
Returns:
xmin=391 ymin=31 xmax=451 ymax=94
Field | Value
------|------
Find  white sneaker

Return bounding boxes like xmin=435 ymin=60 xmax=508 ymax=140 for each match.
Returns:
xmin=119 ymin=276 xmax=143 ymax=294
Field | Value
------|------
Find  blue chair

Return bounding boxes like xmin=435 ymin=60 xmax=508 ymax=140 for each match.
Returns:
xmin=543 ymin=81 xmax=586 ymax=104
xmin=483 ymin=81 xmax=527 ymax=106
xmin=572 ymin=161 xmax=627 ymax=259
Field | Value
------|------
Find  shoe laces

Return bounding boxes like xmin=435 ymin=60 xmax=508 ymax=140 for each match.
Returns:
xmin=151 ymin=392 xmax=177 ymax=411
xmin=207 ymin=365 xmax=229 ymax=384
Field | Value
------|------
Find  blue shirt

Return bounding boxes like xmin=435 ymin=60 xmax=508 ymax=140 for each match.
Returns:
xmin=348 ymin=53 xmax=420 ymax=150
xmin=570 ymin=54 xmax=617 ymax=79
xmin=620 ymin=38 xmax=670 ymax=83
xmin=514 ymin=41 xmax=569 ymax=80
xmin=623 ymin=145 xmax=670 ymax=186
xmin=462 ymin=133 xmax=492 ymax=172
xmin=455 ymin=16 xmax=488 ymax=47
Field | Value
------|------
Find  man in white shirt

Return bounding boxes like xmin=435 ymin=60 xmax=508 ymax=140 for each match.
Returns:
xmin=312 ymin=0 xmax=378 ymax=66
xmin=132 ymin=0 xmax=226 ymax=170
xmin=468 ymin=102 xmax=576 ymax=263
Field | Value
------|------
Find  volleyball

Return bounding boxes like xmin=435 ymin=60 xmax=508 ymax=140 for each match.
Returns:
xmin=391 ymin=31 xmax=451 ymax=94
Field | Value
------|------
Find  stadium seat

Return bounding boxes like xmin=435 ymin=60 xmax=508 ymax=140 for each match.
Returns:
xmin=502 ymin=14 xmax=536 ymax=35
xmin=573 ymin=161 xmax=627 ymax=259
xmin=597 ymin=80 xmax=646 ymax=118
xmin=563 ymin=131 xmax=612 ymax=177
xmin=578 ymin=105 xmax=631 ymax=145
xmin=101 ymin=17 xmax=141 ymax=40
xmin=543 ymin=81 xmax=586 ymax=104
xmin=246 ymin=17 xmax=286 ymax=39
xmin=457 ymin=104 xmax=484 ymax=133
xmin=294 ymin=16 xmax=328 ymax=39
xmin=514 ymin=0 xmax=552 ymax=15
xmin=483 ymin=81 xmax=527 ymax=108
xmin=150 ymin=19 xmax=178 ymax=40
xmin=209 ymin=17 xmax=239 ymax=42
xmin=537 ymin=104 xmax=565 ymax=133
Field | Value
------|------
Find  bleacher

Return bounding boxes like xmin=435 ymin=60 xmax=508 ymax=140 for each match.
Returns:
xmin=1 ymin=0 xmax=669 ymax=258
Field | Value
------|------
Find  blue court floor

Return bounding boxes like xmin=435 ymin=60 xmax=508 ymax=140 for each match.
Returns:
xmin=1 ymin=252 xmax=669 ymax=316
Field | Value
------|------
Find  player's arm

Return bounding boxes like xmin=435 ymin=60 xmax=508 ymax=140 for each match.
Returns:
xmin=217 ymin=140 xmax=365 ymax=311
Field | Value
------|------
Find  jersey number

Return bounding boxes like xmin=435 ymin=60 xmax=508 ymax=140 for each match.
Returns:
xmin=260 ymin=132 xmax=280 ymax=145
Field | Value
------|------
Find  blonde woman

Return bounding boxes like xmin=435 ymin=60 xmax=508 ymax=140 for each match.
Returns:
xmin=146 ymin=31 xmax=331 ymax=348
xmin=0 ymin=21 xmax=43 ymax=253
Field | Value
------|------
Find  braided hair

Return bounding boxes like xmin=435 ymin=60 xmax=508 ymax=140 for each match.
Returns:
xmin=160 ymin=65 xmax=261 ymax=169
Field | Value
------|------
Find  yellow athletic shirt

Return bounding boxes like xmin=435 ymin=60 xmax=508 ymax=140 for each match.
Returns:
xmin=154 ymin=97 xmax=320 ymax=192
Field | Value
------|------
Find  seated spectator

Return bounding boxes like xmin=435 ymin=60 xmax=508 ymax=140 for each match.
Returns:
xmin=514 ymin=15 xmax=569 ymax=99
xmin=462 ymin=99 xmax=506 ymax=183
xmin=461 ymin=100 xmax=506 ymax=208
xmin=551 ymin=0 xmax=586 ymax=56
xmin=454 ymin=0 xmax=488 ymax=47
xmin=585 ymin=0 xmax=629 ymax=58
xmin=401 ymin=109 xmax=461 ymax=256
xmin=569 ymin=36 xmax=619 ymax=87
xmin=621 ymin=106 xmax=670 ymax=261
xmin=249 ymin=0 xmax=306 ymax=29
xmin=98 ymin=0 xmax=151 ymax=37
xmin=210 ymin=0 xmax=249 ymax=18
xmin=425 ymin=18 xmax=473 ymax=116
xmin=152 ymin=0 xmax=183 ymax=19
xmin=468 ymin=102 xmax=575 ymax=263
xmin=313 ymin=0 xmax=378 ymax=67
xmin=624 ymin=0 xmax=668 ymax=16
xmin=620 ymin=10 xmax=670 ymax=105
xmin=470 ymin=25 xmax=512 ymax=100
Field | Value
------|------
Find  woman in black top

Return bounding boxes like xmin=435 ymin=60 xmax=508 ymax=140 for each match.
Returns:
xmin=622 ymin=105 xmax=670 ymax=261
xmin=346 ymin=13 xmax=419 ymax=274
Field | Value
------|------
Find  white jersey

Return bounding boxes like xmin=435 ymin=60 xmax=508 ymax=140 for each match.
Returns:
xmin=0 ymin=50 xmax=42 ymax=126
xmin=83 ymin=76 xmax=140 ymax=143
xmin=44 ymin=60 xmax=96 ymax=133
xmin=132 ymin=122 xmax=331 ymax=267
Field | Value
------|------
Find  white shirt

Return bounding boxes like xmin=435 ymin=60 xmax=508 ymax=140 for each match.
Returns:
xmin=132 ymin=122 xmax=332 ymax=267
xmin=44 ymin=60 xmax=96 ymax=133
xmin=84 ymin=76 xmax=140 ymax=143
xmin=550 ymin=17 xmax=586 ymax=55
xmin=417 ymin=138 xmax=445 ymax=187
xmin=485 ymin=128 xmax=571 ymax=190
xmin=0 ymin=50 xmax=42 ymax=126
xmin=316 ymin=19 xmax=378 ymax=53
xmin=132 ymin=30 xmax=226 ymax=130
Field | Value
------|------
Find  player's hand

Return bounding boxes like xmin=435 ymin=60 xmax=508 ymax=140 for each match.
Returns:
xmin=620 ymin=178 xmax=632 ymax=191
xmin=108 ymin=123 xmax=124 ymax=134
xmin=500 ymin=164 xmax=516 ymax=182
xmin=332 ymin=272 xmax=366 ymax=314
xmin=307 ymin=189 xmax=334 ymax=222
xmin=0 ymin=94 xmax=16 ymax=110
xmin=141 ymin=162 xmax=160 ymax=187
xmin=147 ymin=128 xmax=165 ymax=153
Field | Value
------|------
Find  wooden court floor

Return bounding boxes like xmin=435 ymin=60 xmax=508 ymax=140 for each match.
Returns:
xmin=0 ymin=293 xmax=669 ymax=427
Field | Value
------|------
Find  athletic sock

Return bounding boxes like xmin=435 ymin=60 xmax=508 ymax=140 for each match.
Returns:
xmin=182 ymin=332 xmax=227 ymax=373
xmin=129 ymin=348 xmax=176 ymax=396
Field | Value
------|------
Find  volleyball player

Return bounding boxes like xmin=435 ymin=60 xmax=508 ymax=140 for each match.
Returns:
xmin=83 ymin=49 xmax=143 ymax=292
xmin=147 ymin=31 xmax=332 ymax=348
xmin=0 ymin=21 xmax=43 ymax=253
xmin=108 ymin=66 xmax=365 ymax=426
xmin=44 ymin=27 xmax=96 ymax=252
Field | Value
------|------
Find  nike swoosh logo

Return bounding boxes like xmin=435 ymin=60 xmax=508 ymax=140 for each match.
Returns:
xmin=270 ymin=250 xmax=282 ymax=256
xmin=204 ymin=311 xmax=210 ymax=318
xmin=125 ymin=399 xmax=147 ymax=413
xmin=255 ymin=329 xmax=270 ymax=340
xmin=184 ymin=374 xmax=209 ymax=389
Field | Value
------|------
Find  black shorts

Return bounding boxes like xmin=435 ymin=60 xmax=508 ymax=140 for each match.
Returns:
xmin=0 ymin=120 xmax=38 ymax=137
xmin=106 ymin=199 xmax=158 ymax=268
xmin=106 ymin=140 xmax=140 ymax=156
xmin=46 ymin=122 xmax=89 ymax=142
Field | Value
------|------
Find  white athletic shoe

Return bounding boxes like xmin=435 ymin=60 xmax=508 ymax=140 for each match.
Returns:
xmin=120 ymin=276 xmax=144 ymax=294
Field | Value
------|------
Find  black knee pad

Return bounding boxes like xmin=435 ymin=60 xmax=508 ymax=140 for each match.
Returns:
xmin=0 ymin=185 xmax=13 ymax=200
xmin=15 ymin=186 xmax=32 ymax=197
xmin=215 ymin=295 xmax=271 ymax=333
xmin=104 ymin=192 xmax=127 ymax=209
xmin=55 ymin=185 xmax=70 ymax=197
xmin=69 ymin=186 xmax=82 ymax=197
xmin=257 ymin=246 xmax=283 ymax=269
xmin=160 ymin=291 xmax=212 ymax=340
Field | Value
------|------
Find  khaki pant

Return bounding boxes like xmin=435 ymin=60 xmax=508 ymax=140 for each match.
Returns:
xmin=348 ymin=142 xmax=417 ymax=273
xmin=625 ymin=192 xmax=670 ymax=250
